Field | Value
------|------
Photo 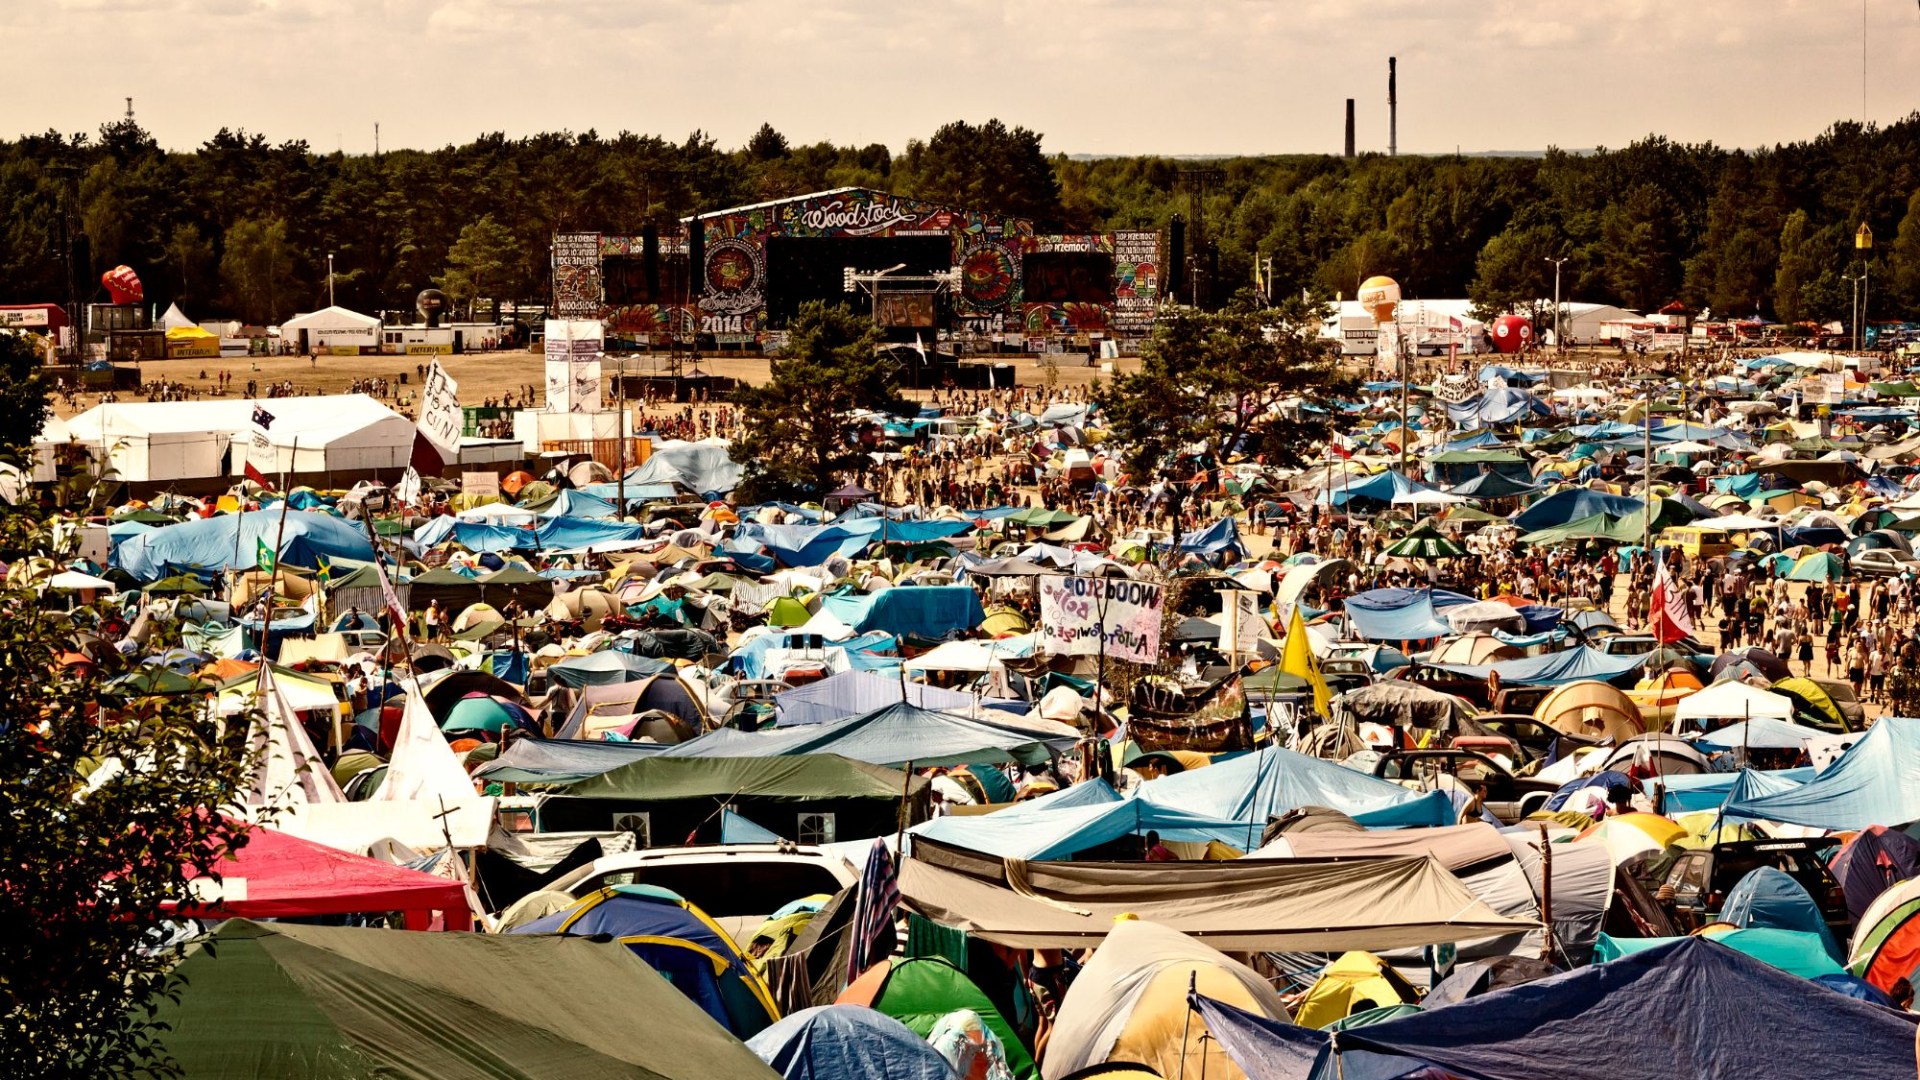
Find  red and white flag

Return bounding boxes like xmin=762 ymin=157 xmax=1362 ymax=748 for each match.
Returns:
xmin=1648 ymin=555 xmax=1694 ymax=644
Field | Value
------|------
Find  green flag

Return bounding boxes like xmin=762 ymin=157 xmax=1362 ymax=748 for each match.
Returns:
xmin=255 ymin=538 xmax=275 ymax=573
xmin=315 ymin=554 xmax=332 ymax=584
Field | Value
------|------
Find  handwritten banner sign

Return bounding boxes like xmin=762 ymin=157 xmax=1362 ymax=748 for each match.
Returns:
xmin=417 ymin=360 xmax=462 ymax=458
xmin=1039 ymin=576 xmax=1165 ymax=664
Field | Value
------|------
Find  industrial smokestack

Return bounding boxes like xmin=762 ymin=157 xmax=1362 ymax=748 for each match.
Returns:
xmin=1388 ymin=57 xmax=1398 ymax=157
xmin=1344 ymin=99 xmax=1355 ymax=158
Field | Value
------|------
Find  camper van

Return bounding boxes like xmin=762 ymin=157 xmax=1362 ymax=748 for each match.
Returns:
xmin=1654 ymin=526 xmax=1733 ymax=561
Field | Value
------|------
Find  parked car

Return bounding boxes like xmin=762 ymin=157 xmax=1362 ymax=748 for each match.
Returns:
xmin=1661 ymin=838 xmax=1848 ymax=937
xmin=1852 ymin=548 xmax=1920 ymax=578
xmin=548 ymin=844 xmax=859 ymax=940
xmin=1371 ymin=748 xmax=1561 ymax=824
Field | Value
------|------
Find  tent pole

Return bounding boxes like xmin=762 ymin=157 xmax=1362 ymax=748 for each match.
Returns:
xmin=1177 ymin=969 xmax=1197 ymax=1080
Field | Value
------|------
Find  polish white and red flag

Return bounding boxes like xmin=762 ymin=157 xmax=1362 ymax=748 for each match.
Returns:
xmin=1648 ymin=554 xmax=1694 ymax=644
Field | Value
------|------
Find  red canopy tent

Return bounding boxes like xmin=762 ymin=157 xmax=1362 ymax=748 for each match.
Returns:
xmin=170 ymin=823 xmax=472 ymax=930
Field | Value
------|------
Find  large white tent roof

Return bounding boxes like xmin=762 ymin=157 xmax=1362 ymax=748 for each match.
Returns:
xmin=66 ymin=395 xmax=408 ymax=447
xmin=279 ymin=305 xmax=380 ymax=332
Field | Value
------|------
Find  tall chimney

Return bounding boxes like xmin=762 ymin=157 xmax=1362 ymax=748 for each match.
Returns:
xmin=1344 ymin=99 xmax=1356 ymax=158
xmin=1388 ymin=57 xmax=1398 ymax=157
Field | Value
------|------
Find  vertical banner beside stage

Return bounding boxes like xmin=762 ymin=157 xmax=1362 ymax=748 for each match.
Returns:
xmin=1038 ymin=576 xmax=1166 ymax=664
xmin=543 ymin=319 xmax=604 ymax=413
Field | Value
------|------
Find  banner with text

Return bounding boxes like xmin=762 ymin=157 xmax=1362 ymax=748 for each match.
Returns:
xmin=417 ymin=360 xmax=462 ymax=459
xmin=1039 ymin=576 xmax=1165 ymax=664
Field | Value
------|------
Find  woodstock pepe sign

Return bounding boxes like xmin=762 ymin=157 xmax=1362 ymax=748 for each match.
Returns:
xmin=1039 ymin=576 xmax=1166 ymax=664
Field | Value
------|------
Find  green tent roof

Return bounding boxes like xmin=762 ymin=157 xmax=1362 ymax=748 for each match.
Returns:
xmin=1426 ymin=449 xmax=1529 ymax=465
xmin=863 ymin=956 xmax=1037 ymax=1078
xmin=152 ymin=920 xmax=780 ymax=1080
xmin=558 ymin=753 xmax=927 ymax=801
xmin=1519 ymin=512 xmax=1637 ymax=546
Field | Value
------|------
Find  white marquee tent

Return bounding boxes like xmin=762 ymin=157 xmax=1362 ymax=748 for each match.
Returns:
xmin=64 ymin=395 xmax=416 ymax=483
xmin=279 ymin=305 xmax=381 ymax=351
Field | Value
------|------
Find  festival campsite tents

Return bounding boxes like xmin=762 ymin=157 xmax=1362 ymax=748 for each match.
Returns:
xmin=1831 ymin=826 xmax=1920 ymax=920
xmin=1134 ymin=743 xmax=1454 ymax=829
xmin=164 ymin=823 xmax=471 ymax=929
xmin=746 ymin=1005 xmax=962 ymax=1080
xmin=112 ymin=509 xmax=376 ymax=579
xmin=1848 ymin=876 xmax=1920 ymax=993
xmin=152 ymin=920 xmax=779 ymax=1080
xmin=837 ymin=957 xmax=1036 ymax=1078
xmin=512 ymin=885 xmax=781 ymax=1037
xmin=1719 ymin=867 xmax=1845 ymax=962
xmin=1298 ymin=937 xmax=1920 ymax=1080
xmin=1723 ymin=716 xmax=1920 ymax=829
xmin=1292 ymin=952 xmax=1422 ymax=1029
xmin=1041 ymin=919 xmax=1291 ymax=1080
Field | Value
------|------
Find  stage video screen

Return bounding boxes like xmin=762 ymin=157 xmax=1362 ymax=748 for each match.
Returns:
xmin=603 ymin=252 xmax=690 ymax=306
xmin=765 ymin=235 xmax=953 ymax=328
xmin=1022 ymin=252 xmax=1116 ymax=305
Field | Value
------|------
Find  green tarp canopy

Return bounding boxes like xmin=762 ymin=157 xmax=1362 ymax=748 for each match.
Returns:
xmin=557 ymin=752 xmax=927 ymax=801
xmin=1519 ymin=512 xmax=1638 ymax=546
xmin=1425 ymin=449 xmax=1528 ymax=465
xmin=153 ymin=920 xmax=780 ymax=1080
xmin=1870 ymin=381 xmax=1920 ymax=398
xmin=1005 ymin=506 xmax=1082 ymax=528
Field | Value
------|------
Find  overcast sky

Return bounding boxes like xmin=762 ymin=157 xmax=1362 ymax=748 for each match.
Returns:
xmin=12 ymin=0 xmax=1920 ymax=156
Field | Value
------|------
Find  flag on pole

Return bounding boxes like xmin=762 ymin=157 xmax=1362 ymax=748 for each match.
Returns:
xmin=1282 ymin=606 xmax=1331 ymax=718
xmin=245 ymin=405 xmax=276 ymax=489
xmin=371 ymin=551 xmax=408 ymax=632
xmin=315 ymin=554 xmax=332 ymax=585
xmin=1648 ymin=552 xmax=1694 ymax=644
xmin=255 ymin=537 xmax=275 ymax=573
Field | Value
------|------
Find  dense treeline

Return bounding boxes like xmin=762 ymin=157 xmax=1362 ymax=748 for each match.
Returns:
xmin=7 ymin=113 xmax=1920 ymax=325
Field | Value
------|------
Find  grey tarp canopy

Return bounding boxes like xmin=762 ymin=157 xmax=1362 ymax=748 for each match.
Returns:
xmin=1336 ymin=680 xmax=1485 ymax=736
xmin=897 ymin=851 xmax=1532 ymax=952
xmin=152 ymin=919 xmax=780 ymax=1080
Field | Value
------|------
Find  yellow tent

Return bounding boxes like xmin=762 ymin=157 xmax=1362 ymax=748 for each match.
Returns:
xmin=1294 ymin=951 xmax=1422 ymax=1029
xmin=1534 ymin=680 xmax=1645 ymax=744
xmin=164 ymin=324 xmax=221 ymax=358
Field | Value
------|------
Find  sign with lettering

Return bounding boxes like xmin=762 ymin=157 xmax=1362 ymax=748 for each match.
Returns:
xmin=1039 ymin=576 xmax=1165 ymax=664
xmin=795 ymin=196 xmax=917 ymax=236
xmin=417 ymin=360 xmax=462 ymax=459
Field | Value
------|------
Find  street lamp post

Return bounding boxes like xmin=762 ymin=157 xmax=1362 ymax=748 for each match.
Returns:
xmin=1855 ymin=223 xmax=1874 ymax=353
xmin=327 ymin=252 xmax=336 ymax=309
xmin=1545 ymin=257 xmax=1568 ymax=350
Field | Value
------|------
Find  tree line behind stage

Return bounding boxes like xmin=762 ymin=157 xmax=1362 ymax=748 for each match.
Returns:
xmin=11 ymin=113 xmax=1920 ymax=326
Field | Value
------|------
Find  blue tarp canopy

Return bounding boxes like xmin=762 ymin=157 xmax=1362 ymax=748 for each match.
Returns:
xmin=773 ymin=669 xmax=1024 ymax=726
xmin=473 ymin=736 xmax=673 ymax=786
xmin=1180 ymin=517 xmax=1244 ymax=557
xmin=1446 ymin=470 xmax=1540 ymax=499
xmin=1696 ymin=717 xmax=1830 ymax=751
xmin=547 ymin=650 xmax=673 ymax=689
xmin=1135 ymin=744 xmax=1455 ymax=829
xmin=819 ymin=586 xmax=985 ymax=641
xmin=535 ymin=489 xmax=621 ymax=519
xmin=112 ymin=510 xmax=374 ymax=580
xmin=1193 ymin=993 xmax=1324 ymax=1080
xmin=1512 ymin=489 xmax=1646 ymax=532
xmin=748 ymin=1005 xmax=960 ymax=1080
xmin=909 ymin=779 xmax=1258 ymax=860
xmin=629 ymin=438 xmax=746 ymax=497
xmin=720 ymin=808 xmax=785 ymax=846
xmin=1342 ymin=588 xmax=1466 ymax=641
xmin=1445 ymin=387 xmax=1553 ymax=426
xmin=661 ymin=701 xmax=1076 ymax=768
xmin=1427 ymin=646 xmax=1647 ymax=686
xmin=1317 ymin=469 xmax=1419 ymax=508
xmin=1660 ymin=767 xmax=1815 ymax=813
xmin=1308 ymin=938 xmax=1919 ymax=1080
xmin=1724 ymin=717 xmax=1920 ymax=829
xmin=733 ymin=520 xmax=887 ymax=567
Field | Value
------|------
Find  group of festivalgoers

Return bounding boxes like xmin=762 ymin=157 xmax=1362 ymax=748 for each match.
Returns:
xmin=30 ymin=340 xmax=1920 ymax=1079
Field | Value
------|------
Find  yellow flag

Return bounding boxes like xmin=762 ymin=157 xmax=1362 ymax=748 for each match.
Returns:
xmin=1282 ymin=606 xmax=1331 ymax=718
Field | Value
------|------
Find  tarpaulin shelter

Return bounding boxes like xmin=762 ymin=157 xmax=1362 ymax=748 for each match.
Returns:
xmin=1593 ymin=928 xmax=1844 ymax=980
xmin=473 ymin=736 xmax=672 ymax=786
xmin=773 ymin=669 xmax=1025 ymax=726
xmin=1043 ymin=919 xmax=1292 ymax=1080
xmin=513 ymin=885 xmax=780 ymax=1037
xmin=837 ymin=957 xmax=1035 ymax=1079
xmin=150 ymin=920 xmax=779 ymax=1080
xmin=1341 ymin=588 xmax=1455 ymax=640
xmin=167 ymin=823 xmax=471 ymax=929
xmin=547 ymin=649 xmax=673 ymax=688
xmin=113 ymin=510 xmax=375 ymax=579
xmin=1191 ymin=993 xmax=1326 ymax=1080
xmin=1293 ymin=953 xmax=1421 ymax=1030
xmin=1832 ymin=825 xmax=1920 ymax=920
xmin=1430 ymin=646 xmax=1646 ymax=687
xmin=534 ymin=754 xmax=927 ymax=839
xmin=1135 ymin=743 xmax=1454 ymax=829
xmin=1511 ymin=488 xmax=1645 ymax=532
xmin=662 ymin=700 xmax=1079 ymax=769
xmin=819 ymin=585 xmax=986 ymax=641
xmin=1723 ymin=716 xmax=1920 ymax=829
xmin=746 ymin=1005 xmax=961 ymax=1080
xmin=895 ymin=849 xmax=1533 ymax=953
xmin=910 ymin=779 xmax=1254 ymax=860
xmin=1307 ymin=938 xmax=1919 ymax=1080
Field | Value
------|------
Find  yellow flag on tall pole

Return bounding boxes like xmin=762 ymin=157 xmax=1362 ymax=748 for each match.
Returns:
xmin=1283 ymin=606 xmax=1331 ymax=718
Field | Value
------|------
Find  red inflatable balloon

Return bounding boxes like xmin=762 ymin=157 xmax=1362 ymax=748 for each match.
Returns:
xmin=1491 ymin=314 xmax=1533 ymax=354
xmin=102 ymin=265 xmax=144 ymax=305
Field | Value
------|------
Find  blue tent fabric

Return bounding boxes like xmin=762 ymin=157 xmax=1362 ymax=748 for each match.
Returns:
xmin=1445 ymin=386 xmax=1553 ymax=426
xmin=820 ymin=586 xmax=985 ymax=641
xmin=1723 ymin=716 xmax=1920 ymax=829
xmin=735 ymin=520 xmax=887 ymax=567
xmin=773 ymin=670 xmax=1024 ymax=727
xmin=747 ymin=1005 xmax=960 ymax=1080
xmin=720 ymin=808 xmax=785 ymax=845
xmin=1192 ymin=993 xmax=1323 ymax=1080
xmin=537 ymin=489 xmax=621 ymax=519
xmin=1446 ymin=471 xmax=1539 ymax=499
xmin=1318 ymin=470 xmax=1418 ymax=508
xmin=1720 ymin=867 xmax=1844 ymax=962
xmin=908 ymin=779 xmax=1256 ymax=860
xmin=1511 ymin=489 xmax=1646 ymax=532
xmin=1428 ymin=646 xmax=1647 ymax=686
xmin=548 ymin=650 xmax=672 ymax=689
xmin=1180 ymin=517 xmax=1244 ymax=558
xmin=485 ymin=649 xmax=529 ymax=685
xmin=112 ymin=510 xmax=375 ymax=579
xmin=1696 ymin=718 xmax=1829 ymax=751
xmin=1309 ymin=938 xmax=1920 ymax=1080
xmin=1136 ymin=744 xmax=1455 ymax=828
xmin=1342 ymin=589 xmax=1454 ymax=641
xmin=473 ymin=737 xmax=672 ymax=786
xmin=1660 ymin=767 xmax=1815 ymax=814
